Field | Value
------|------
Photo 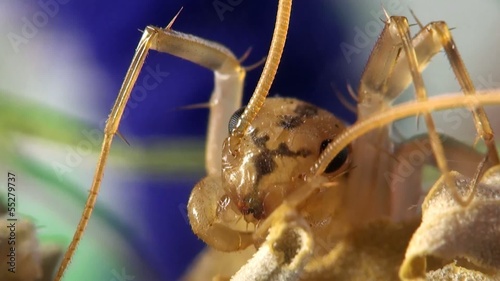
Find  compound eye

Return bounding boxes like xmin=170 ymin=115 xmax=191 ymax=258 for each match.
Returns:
xmin=228 ymin=106 xmax=246 ymax=134
xmin=319 ymin=139 xmax=349 ymax=173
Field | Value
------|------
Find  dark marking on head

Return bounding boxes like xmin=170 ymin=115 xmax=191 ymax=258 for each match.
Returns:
xmin=274 ymin=143 xmax=296 ymax=157
xmin=253 ymin=140 xmax=312 ymax=187
xmin=278 ymin=103 xmax=318 ymax=130
xmin=278 ymin=115 xmax=304 ymax=130
xmin=255 ymin=151 xmax=276 ymax=176
xmin=243 ymin=128 xmax=316 ymax=220
xmin=274 ymin=143 xmax=312 ymax=158
xmin=296 ymin=148 xmax=311 ymax=158
xmin=294 ymin=104 xmax=318 ymax=118
xmin=251 ymin=129 xmax=270 ymax=149
xmin=241 ymin=193 xmax=265 ymax=219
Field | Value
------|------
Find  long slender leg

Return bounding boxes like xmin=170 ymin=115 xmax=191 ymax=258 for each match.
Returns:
xmin=390 ymin=16 xmax=462 ymax=210
xmin=359 ymin=15 xmax=500 ymax=150
xmin=342 ymin=15 xmax=413 ymax=224
xmin=385 ymin=21 xmax=499 ymax=165
xmin=54 ymin=24 xmax=246 ymax=281
xmin=389 ymin=16 xmax=473 ymax=208
xmin=357 ymin=16 xmax=499 ymax=161
xmin=341 ymin=15 xmax=497 ymax=225
xmin=391 ymin=17 xmax=497 ymax=206
xmin=151 ymin=28 xmax=246 ymax=175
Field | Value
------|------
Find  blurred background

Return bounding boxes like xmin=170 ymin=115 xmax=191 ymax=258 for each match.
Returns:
xmin=0 ymin=1 xmax=498 ymax=280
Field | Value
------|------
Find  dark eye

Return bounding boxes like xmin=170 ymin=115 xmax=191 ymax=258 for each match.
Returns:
xmin=228 ymin=106 xmax=246 ymax=134
xmin=319 ymin=139 xmax=349 ymax=173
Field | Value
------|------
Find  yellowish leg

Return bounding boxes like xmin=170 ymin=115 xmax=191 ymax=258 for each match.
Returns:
xmin=321 ymin=15 xmax=498 ymax=226
xmin=392 ymin=16 xmax=497 ymax=206
xmin=391 ymin=16 xmax=459 ymax=214
xmin=384 ymin=20 xmax=499 ymax=165
xmin=53 ymin=20 xmax=247 ymax=281
xmin=55 ymin=0 xmax=295 ymax=276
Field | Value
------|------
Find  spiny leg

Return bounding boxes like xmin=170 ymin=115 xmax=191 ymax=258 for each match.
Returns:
xmin=391 ymin=16 xmax=466 ymax=210
xmin=384 ymin=19 xmax=499 ymax=165
xmin=432 ymin=21 xmax=498 ymax=165
xmin=53 ymin=27 xmax=153 ymax=281
xmin=388 ymin=17 xmax=500 ymax=217
xmin=337 ymin=14 xmax=421 ymax=223
xmin=351 ymin=15 xmax=476 ymax=213
xmin=338 ymin=13 xmax=440 ymax=223
xmin=150 ymin=27 xmax=247 ymax=176
xmin=319 ymin=15 xmax=497 ymax=225
xmin=54 ymin=20 xmax=247 ymax=281
xmin=355 ymin=14 xmax=499 ymax=160
xmin=391 ymin=16 xmax=497 ymax=206
xmin=377 ymin=16 xmax=499 ymax=169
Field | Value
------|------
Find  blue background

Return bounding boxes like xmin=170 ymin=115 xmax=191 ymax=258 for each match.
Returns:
xmin=11 ymin=1 xmax=496 ymax=280
xmin=30 ymin=1 xmax=358 ymax=280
